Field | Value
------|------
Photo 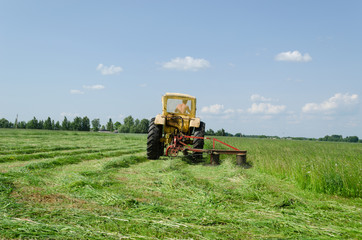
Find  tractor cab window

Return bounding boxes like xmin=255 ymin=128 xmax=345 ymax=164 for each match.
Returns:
xmin=167 ymin=99 xmax=192 ymax=115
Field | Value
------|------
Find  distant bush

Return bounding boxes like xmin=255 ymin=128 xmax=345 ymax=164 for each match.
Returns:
xmin=0 ymin=118 xmax=12 ymax=128
xmin=319 ymin=135 xmax=359 ymax=143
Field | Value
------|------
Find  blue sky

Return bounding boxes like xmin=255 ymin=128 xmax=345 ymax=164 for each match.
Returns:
xmin=0 ymin=0 xmax=361 ymax=138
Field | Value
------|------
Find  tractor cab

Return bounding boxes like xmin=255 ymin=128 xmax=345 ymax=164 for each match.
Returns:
xmin=153 ymin=93 xmax=199 ymax=135
xmin=162 ymin=93 xmax=196 ymax=117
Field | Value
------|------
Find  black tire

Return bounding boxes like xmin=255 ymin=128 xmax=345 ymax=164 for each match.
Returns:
xmin=147 ymin=118 xmax=163 ymax=160
xmin=192 ymin=121 xmax=205 ymax=160
xmin=159 ymin=142 xmax=165 ymax=156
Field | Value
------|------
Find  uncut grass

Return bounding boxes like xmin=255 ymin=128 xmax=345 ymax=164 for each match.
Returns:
xmin=209 ymin=137 xmax=362 ymax=197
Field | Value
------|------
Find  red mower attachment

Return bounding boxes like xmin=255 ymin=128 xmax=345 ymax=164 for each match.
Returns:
xmin=165 ymin=134 xmax=247 ymax=165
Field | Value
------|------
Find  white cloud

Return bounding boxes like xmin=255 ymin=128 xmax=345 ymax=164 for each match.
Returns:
xmin=201 ymin=104 xmax=244 ymax=119
xmin=250 ymin=94 xmax=273 ymax=102
xmin=224 ymin=109 xmax=235 ymax=114
xmin=83 ymin=84 xmax=105 ymax=90
xmin=248 ymin=103 xmax=286 ymax=114
xmin=70 ymin=89 xmax=84 ymax=95
xmin=302 ymin=93 xmax=359 ymax=114
xmin=96 ymin=64 xmax=123 ymax=75
xmin=275 ymin=50 xmax=312 ymax=62
xmin=201 ymin=104 xmax=224 ymax=114
xmin=162 ymin=56 xmax=210 ymax=71
xmin=139 ymin=83 xmax=147 ymax=88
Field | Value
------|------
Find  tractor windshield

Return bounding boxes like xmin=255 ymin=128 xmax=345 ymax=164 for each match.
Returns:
xmin=167 ymin=98 xmax=192 ymax=115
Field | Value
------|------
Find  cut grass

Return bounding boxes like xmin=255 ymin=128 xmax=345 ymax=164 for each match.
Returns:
xmin=24 ymin=148 xmax=145 ymax=170
xmin=2 ymin=158 xmax=360 ymax=239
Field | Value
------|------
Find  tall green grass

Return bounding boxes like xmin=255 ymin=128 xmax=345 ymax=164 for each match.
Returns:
xmin=212 ymin=137 xmax=361 ymax=197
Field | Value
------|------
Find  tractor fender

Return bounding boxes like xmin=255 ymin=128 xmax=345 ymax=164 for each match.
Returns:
xmin=154 ymin=114 xmax=165 ymax=125
xmin=190 ymin=117 xmax=201 ymax=128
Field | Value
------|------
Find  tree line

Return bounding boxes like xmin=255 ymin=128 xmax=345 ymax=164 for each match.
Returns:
xmin=318 ymin=134 xmax=360 ymax=143
xmin=205 ymin=128 xmax=360 ymax=143
xmin=0 ymin=116 xmax=360 ymax=143
xmin=0 ymin=116 xmax=149 ymax=134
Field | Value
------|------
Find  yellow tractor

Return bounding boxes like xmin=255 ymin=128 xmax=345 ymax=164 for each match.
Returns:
xmin=147 ymin=93 xmax=205 ymax=160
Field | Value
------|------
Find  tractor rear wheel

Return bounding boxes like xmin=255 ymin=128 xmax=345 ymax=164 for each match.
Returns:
xmin=192 ymin=121 xmax=205 ymax=160
xmin=159 ymin=142 xmax=165 ymax=156
xmin=147 ymin=118 xmax=163 ymax=160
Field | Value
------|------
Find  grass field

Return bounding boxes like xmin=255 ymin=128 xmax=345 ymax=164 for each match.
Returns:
xmin=0 ymin=129 xmax=361 ymax=239
xmin=206 ymin=137 xmax=361 ymax=197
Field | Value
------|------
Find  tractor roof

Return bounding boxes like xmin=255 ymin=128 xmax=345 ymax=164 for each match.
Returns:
xmin=164 ymin=92 xmax=196 ymax=99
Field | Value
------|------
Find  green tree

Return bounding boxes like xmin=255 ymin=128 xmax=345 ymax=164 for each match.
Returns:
xmin=14 ymin=115 xmax=18 ymax=129
xmin=18 ymin=121 xmax=27 ymax=129
xmin=225 ymin=132 xmax=233 ymax=137
xmin=38 ymin=120 xmax=44 ymax=129
xmin=216 ymin=128 xmax=225 ymax=136
xmin=320 ymin=135 xmax=343 ymax=142
xmin=73 ymin=117 xmax=82 ymax=131
xmin=81 ymin=116 xmax=90 ymax=131
xmin=119 ymin=116 xmax=134 ymax=133
xmin=345 ymin=136 xmax=359 ymax=143
xmin=331 ymin=135 xmax=343 ymax=141
xmin=132 ymin=119 xmax=140 ymax=133
xmin=44 ymin=117 xmax=52 ymax=130
xmin=91 ymin=118 xmax=101 ymax=131
xmin=138 ymin=119 xmax=149 ymax=133
xmin=54 ymin=121 xmax=61 ymax=130
xmin=206 ymin=129 xmax=215 ymax=135
xmin=62 ymin=117 xmax=70 ymax=130
xmin=0 ymin=118 xmax=10 ymax=128
xmin=114 ymin=121 xmax=121 ymax=130
xmin=106 ymin=118 xmax=114 ymax=131
xmin=26 ymin=117 xmax=38 ymax=129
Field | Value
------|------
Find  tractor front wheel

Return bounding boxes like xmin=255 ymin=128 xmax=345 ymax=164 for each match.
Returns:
xmin=147 ymin=118 xmax=163 ymax=160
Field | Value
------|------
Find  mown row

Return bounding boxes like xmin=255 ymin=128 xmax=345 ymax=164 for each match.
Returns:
xmin=0 ymin=129 xmax=361 ymax=239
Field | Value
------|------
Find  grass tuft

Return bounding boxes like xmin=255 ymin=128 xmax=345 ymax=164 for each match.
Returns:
xmin=103 ymin=155 xmax=148 ymax=170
